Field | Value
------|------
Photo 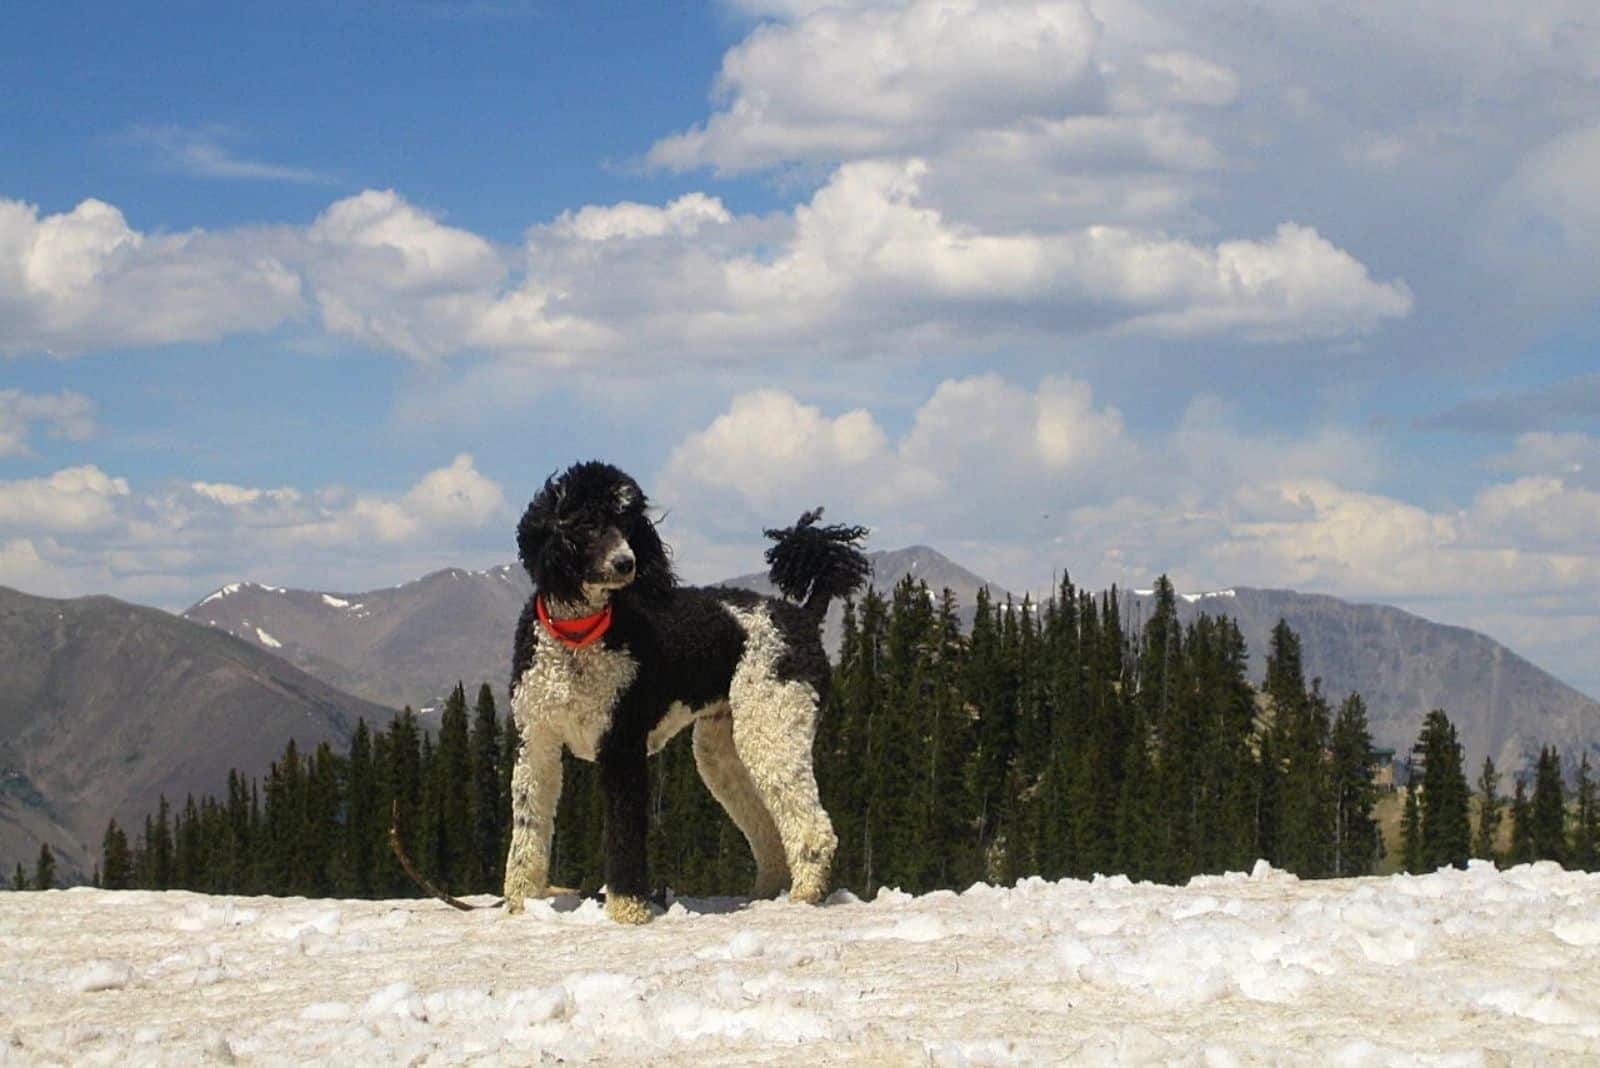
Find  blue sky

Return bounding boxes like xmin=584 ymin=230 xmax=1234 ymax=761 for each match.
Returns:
xmin=3 ymin=0 xmax=1598 ymax=695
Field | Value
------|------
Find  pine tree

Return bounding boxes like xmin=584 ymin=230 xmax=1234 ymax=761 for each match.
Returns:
xmin=153 ymin=794 xmax=174 ymax=889
xmin=1400 ymin=780 xmax=1424 ymax=873
xmin=176 ymin=794 xmax=202 ymax=888
xmin=1508 ymin=778 xmax=1534 ymax=865
xmin=10 ymin=863 xmax=25 ymax=890
xmin=345 ymin=720 xmax=377 ymax=895
xmin=498 ymin=709 xmax=521 ymax=881
xmin=1416 ymin=711 xmax=1471 ymax=871
xmin=304 ymin=742 xmax=341 ymax=895
xmin=1263 ymin=621 xmax=1333 ymax=876
xmin=34 ymin=843 xmax=56 ymax=890
xmin=417 ymin=731 xmax=444 ymax=885
xmin=1530 ymin=746 xmax=1567 ymax=864
xmin=435 ymin=683 xmax=474 ymax=891
xmin=1330 ymin=694 xmax=1378 ymax=876
xmin=101 ymin=818 xmax=133 ymax=890
xmin=384 ymin=709 xmax=423 ymax=895
xmin=470 ymin=683 xmax=502 ymax=892
xmin=1472 ymin=757 xmax=1502 ymax=865
xmin=1572 ymin=755 xmax=1598 ymax=871
xmin=872 ymin=576 xmax=936 ymax=890
xmin=922 ymin=588 xmax=970 ymax=888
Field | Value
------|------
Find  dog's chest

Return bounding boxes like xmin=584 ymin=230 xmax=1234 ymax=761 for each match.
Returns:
xmin=513 ymin=636 xmax=638 ymax=762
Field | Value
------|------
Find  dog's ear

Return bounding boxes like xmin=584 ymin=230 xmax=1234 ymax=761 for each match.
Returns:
xmin=627 ymin=511 xmax=676 ymax=602
xmin=516 ymin=473 xmax=562 ymax=579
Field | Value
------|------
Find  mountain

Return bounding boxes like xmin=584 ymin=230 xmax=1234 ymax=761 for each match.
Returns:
xmin=0 ymin=586 xmax=393 ymax=883
xmin=182 ymin=566 xmax=533 ymax=711
xmin=1120 ymin=586 xmax=1600 ymax=777
xmin=183 ymin=550 xmax=1008 ymax=712
xmin=720 ymin=544 xmax=1013 ymax=649
xmin=180 ymin=550 xmax=1598 ymax=781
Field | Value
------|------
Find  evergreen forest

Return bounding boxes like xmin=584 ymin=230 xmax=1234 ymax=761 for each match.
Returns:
xmin=62 ymin=575 xmax=1600 ymax=897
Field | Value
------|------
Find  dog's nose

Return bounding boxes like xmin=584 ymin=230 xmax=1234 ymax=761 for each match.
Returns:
xmin=612 ymin=555 xmax=635 ymax=577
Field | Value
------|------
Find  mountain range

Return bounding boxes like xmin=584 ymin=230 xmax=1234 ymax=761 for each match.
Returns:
xmin=3 ymin=546 xmax=1596 ymax=882
xmin=1119 ymin=586 xmax=1598 ymax=779
xmin=0 ymin=586 xmax=393 ymax=882
xmin=181 ymin=549 xmax=1598 ymax=776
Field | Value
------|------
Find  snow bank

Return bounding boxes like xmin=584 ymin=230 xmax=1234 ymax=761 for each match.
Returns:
xmin=2 ymin=863 xmax=1597 ymax=1064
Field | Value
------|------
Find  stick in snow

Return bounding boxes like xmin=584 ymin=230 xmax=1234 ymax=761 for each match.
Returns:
xmin=388 ymin=800 xmax=505 ymax=912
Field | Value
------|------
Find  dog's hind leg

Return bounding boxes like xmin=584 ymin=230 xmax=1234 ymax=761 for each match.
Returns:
xmin=503 ymin=726 xmax=562 ymax=914
xmin=728 ymin=675 xmax=837 ymax=905
xmin=692 ymin=705 xmax=790 ymax=898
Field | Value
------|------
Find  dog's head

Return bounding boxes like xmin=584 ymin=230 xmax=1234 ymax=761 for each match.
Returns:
xmin=516 ymin=461 xmax=675 ymax=606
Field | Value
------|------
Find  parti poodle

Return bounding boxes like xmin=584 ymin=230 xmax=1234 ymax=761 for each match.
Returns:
xmin=503 ymin=460 xmax=870 ymax=924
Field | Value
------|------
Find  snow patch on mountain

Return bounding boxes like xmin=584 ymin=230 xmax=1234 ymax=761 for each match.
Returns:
xmin=254 ymin=627 xmax=282 ymax=649
xmin=3 ymin=863 xmax=1597 ymax=1064
xmin=195 ymin=582 xmax=242 ymax=607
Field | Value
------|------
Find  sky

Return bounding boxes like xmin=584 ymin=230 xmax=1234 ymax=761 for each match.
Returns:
xmin=2 ymin=0 xmax=1598 ymax=695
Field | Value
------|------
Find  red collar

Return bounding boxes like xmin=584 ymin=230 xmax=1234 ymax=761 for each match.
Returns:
xmin=535 ymin=595 xmax=613 ymax=650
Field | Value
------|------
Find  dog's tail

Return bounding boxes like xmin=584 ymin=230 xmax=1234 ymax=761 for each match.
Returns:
xmin=764 ymin=508 xmax=870 ymax=620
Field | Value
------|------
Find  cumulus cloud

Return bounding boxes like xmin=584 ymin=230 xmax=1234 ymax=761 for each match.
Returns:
xmin=0 ymin=455 xmax=509 ymax=606
xmin=659 ymin=373 xmax=1135 ymax=550
xmin=0 ymin=466 xmax=130 ymax=532
xmin=0 ymin=197 xmax=305 ymax=355
xmin=0 ymin=389 xmax=95 ymax=457
xmin=658 ymin=377 xmax=1600 ymax=620
xmin=552 ymin=193 xmax=733 ymax=242
xmin=652 ymin=0 xmax=1108 ymax=174
xmin=1488 ymin=432 xmax=1600 ymax=489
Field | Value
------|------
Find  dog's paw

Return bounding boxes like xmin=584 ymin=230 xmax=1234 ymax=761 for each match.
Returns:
xmin=604 ymin=893 xmax=653 ymax=925
xmin=503 ymin=873 xmax=545 ymax=915
xmin=751 ymin=869 xmax=789 ymax=899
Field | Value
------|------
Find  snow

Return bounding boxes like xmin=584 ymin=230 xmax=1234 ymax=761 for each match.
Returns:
xmin=2 ymin=864 xmax=1598 ymax=1064
xmin=320 ymin=594 xmax=351 ymax=608
xmin=195 ymin=582 xmax=242 ymax=607
xmin=254 ymin=627 xmax=282 ymax=649
xmin=1182 ymin=588 xmax=1237 ymax=604
xmin=1132 ymin=588 xmax=1238 ymax=603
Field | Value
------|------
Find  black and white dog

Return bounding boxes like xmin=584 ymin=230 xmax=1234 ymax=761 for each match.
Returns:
xmin=504 ymin=461 xmax=869 ymax=924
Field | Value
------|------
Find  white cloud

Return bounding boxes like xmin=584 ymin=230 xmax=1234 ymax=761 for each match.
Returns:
xmin=658 ymin=377 xmax=1600 ymax=620
xmin=0 ymin=456 xmax=510 ymax=607
xmin=0 ymin=197 xmax=305 ymax=355
xmin=0 ymin=389 xmax=95 ymax=457
xmin=1489 ymin=432 xmax=1600 ymax=489
xmin=1479 ymin=124 xmax=1600 ymax=318
xmin=122 ymin=124 xmax=328 ymax=185
xmin=401 ymin=453 xmax=507 ymax=528
xmin=0 ymin=466 xmax=130 ymax=532
xmin=652 ymin=0 xmax=1106 ymax=175
xmin=660 ymin=373 xmax=1135 ymax=553
xmin=701 ymin=162 xmax=1409 ymax=344
xmin=553 ymin=193 xmax=732 ymax=242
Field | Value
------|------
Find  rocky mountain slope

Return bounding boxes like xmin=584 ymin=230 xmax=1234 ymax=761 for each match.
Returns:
xmin=181 ymin=566 xmax=531 ymax=712
xmin=181 ymin=550 xmax=986 ymax=710
xmin=0 ymin=586 xmax=393 ymax=883
xmin=180 ymin=550 xmax=1597 ymax=781
xmin=1121 ymin=586 xmax=1600 ymax=779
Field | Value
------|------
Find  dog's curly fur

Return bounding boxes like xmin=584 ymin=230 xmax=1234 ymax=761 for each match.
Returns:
xmin=503 ymin=461 xmax=869 ymax=924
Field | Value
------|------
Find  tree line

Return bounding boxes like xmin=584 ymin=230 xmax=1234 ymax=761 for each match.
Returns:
xmin=13 ymin=574 xmax=1591 ymax=895
xmin=1397 ymin=710 xmax=1598 ymax=873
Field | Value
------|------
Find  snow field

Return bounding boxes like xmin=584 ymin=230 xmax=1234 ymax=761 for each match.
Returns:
xmin=1 ymin=861 xmax=1597 ymax=1065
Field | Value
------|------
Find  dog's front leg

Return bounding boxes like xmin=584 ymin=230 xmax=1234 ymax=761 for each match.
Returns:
xmin=598 ymin=731 xmax=652 ymax=924
xmin=503 ymin=725 xmax=562 ymax=914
